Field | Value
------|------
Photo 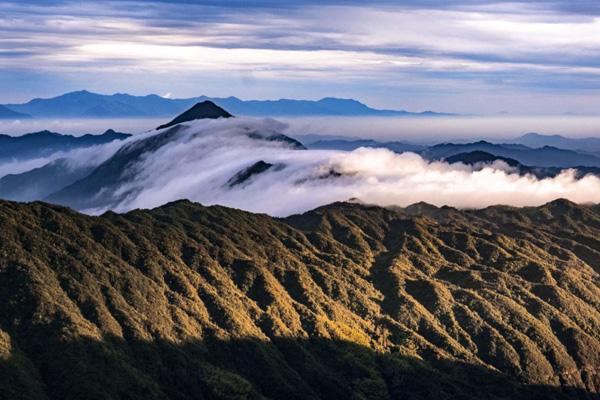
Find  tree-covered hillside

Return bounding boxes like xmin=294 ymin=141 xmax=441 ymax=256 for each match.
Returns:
xmin=1 ymin=199 xmax=600 ymax=399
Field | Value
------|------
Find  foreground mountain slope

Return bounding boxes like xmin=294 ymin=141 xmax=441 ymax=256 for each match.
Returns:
xmin=1 ymin=199 xmax=600 ymax=399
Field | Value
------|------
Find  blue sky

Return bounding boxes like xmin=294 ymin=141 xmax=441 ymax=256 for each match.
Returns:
xmin=1 ymin=0 xmax=600 ymax=114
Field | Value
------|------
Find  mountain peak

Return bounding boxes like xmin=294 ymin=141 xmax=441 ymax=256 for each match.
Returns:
xmin=63 ymin=89 xmax=94 ymax=97
xmin=157 ymin=101 xmax=233 ymax=130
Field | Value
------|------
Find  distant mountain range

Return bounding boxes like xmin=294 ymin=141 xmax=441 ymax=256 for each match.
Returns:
xmin=306 ymin=137 xmax=600 ymax=168
xmin=2 ymin=90 xmax=455 ymax=118
xmin=421 ymin=140 xmax=600 ymax=168
xmin=0 ymin=129 xmax=130 ymax=162
xmin=307 ymin=138 xmax=426 ymax=153
xmin=510 ymin=132 xmax=600 ymax=154
xmin=444 ymin=150 xmax=600 ymax=179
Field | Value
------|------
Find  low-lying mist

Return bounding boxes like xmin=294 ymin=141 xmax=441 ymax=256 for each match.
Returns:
xmin=3 ymin=116 xmax=600 ymax=216
xmin=4 ymin=118 xmax=600 ymax=216
xmin=4 ymin=115 xmax=600 ymax=142
xmin=111 ymin=143 xmax=600 ymax=216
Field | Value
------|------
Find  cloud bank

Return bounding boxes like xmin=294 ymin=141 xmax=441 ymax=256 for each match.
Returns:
xmin=11 ymin=117 xmax=596 ymax=217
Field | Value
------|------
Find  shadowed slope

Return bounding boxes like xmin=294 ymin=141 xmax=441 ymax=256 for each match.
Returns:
xmin=0 ymin=105 xmax=30 ymax=119
xmin=0 ymin=159 xmax=95 ymax=202
xmin=1 ymin=199 xmax=600 ymax=398
xmin=0 ymin=129 xmax=130 ymax=162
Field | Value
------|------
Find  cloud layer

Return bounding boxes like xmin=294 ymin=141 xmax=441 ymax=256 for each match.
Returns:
xmin=9 ymin=116 xmax=597 ymax=216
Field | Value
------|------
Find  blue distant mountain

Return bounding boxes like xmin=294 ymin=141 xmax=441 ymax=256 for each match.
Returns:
xmin=511 ymin=132 xmax=600 ymax=154
xmin=444 ymin=151 xmax=600 ymax=179
xmin=0 ymin=104 xmax=30 ymax=119
xmin=306 ymin=138 xmax=426 ymax=153
xmin=0 ymin=159 xmax=96 ymax=202
xmin=307 ymin=138 xmax=600 ymax=168
xmin=0 ymin=129 xmax=130 ymax=161
xmin=3 ymin=90 xmax=456 ymax=118
xmin=421 ymin=140 xmax=600 ymax=168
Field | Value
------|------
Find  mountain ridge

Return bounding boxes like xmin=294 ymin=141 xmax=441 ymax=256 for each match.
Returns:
xmin=443 ymin=150 xmax=600 ymax=178
xmin=3 ymin=90 xmax=456 ymax=118
xmin=422 ymin=140 xmax=600 ymax=167
xmin=306 ymin=137 xmax=600 ymax=168
xmin=512 ymin=132 xmax=600 ymax=153
xmin=0 ymin=129 xmax=131 ymax=161
xmin=1 ymin=198 xmax=600 ymax=398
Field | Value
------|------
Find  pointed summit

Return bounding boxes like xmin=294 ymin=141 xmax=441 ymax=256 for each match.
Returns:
xmin=157 ymin=101 xmax=233 ymax=130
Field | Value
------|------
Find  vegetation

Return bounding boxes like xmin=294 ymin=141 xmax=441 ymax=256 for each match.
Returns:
xmin=1 ymin=198 xmax=600 ymax=399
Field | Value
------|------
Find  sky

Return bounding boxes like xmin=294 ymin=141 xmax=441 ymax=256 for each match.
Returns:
xmin=1 ymin=0 xmax=600 ymax=114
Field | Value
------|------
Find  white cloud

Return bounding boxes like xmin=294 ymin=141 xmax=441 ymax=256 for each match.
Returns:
xmin=51 ymin=117 xmax=600 ymax=216
xmin=3 ymin=2 xmax=600 ymax=81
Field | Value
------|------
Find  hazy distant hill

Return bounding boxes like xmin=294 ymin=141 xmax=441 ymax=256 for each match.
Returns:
xmin=0 ymin=159 xmax=95 ymax=201
xmin=3 ymin=90 xmax=455 ymax=118
xmin=0 ymin=104 xmax=30 ymax=119
xmin=0 ymin=129 xmax=130 ymax=162
xmin=512 ymin=132 xmax=600 ymax=154
xmin=1 ymin=199 xmax=600 ymax=399
xmin=445 ymin=150 xmax=521 ymax=167
xmin=307 ymin=138 xmax=426 ymax=153
xmin=303 ymin=138 xmax=600 ymax=168
xmin=422 ymin=140 xmax=600 ymax=167
xmin=445 ymin=151 xmax=600 ymax=178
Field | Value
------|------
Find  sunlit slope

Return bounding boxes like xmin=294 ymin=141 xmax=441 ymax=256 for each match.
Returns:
xmin=1 ymin=199 xmax=600 ymax=399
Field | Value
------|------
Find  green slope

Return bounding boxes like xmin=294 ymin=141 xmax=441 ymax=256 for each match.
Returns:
xmin=1 ymin=199 xmax=600 ymax=399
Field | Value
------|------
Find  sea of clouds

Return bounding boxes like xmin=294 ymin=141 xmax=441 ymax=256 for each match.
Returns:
xmin=3 ymin=117 xmax=600 ymax=216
